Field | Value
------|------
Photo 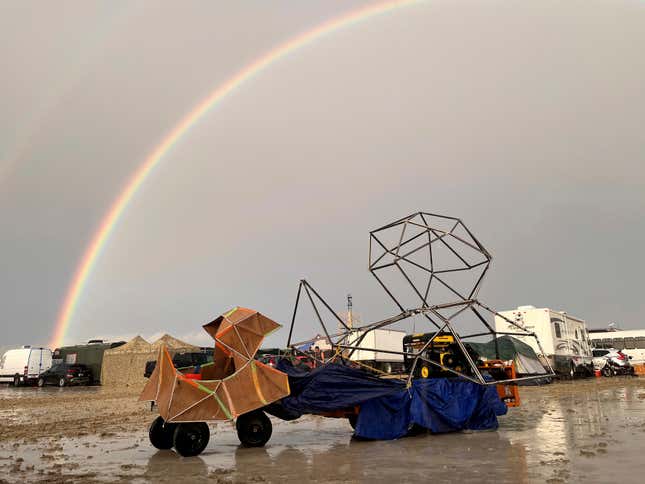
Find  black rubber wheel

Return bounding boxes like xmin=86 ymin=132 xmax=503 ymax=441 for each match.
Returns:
xmin=13 ymin=375 xmax=21 ymax=387
xmin=173 ymin=422 xmax=210 ymax=457
xmin=149 ymin=416 xmax=177 ymax=450
xmin=601 ymin=365 xmax=611 ymax=377
xmin=37 ymin=378 xmax=45 ymax=387
xmin=348 ymin=414 xmax=358 ymax=430
xmin=58 ymin=378 xmax=66 ymax=387
xmin=236 ymin=410 xmax=272 ymax=447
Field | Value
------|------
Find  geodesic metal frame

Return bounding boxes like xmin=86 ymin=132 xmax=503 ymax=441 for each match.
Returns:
xmin=286 ymin=212 xmax=556 ymax=385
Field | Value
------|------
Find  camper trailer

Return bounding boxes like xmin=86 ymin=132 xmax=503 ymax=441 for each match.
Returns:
xmin=495 ymin=306 xmax=593 ymax=377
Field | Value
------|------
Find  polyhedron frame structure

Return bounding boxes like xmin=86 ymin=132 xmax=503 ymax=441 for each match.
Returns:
xmin=286 ymin=212 xmax=555 ymax=386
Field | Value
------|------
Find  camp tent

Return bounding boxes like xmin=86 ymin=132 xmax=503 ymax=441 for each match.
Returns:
xmin=101 ymin=334 xmax=202 ymax=387
xmin=466 ymin=336 xmax=549 ymax=376
xmin=101 ymin=336 xmax=154 ymax=387
xmin=151 ymin=334 xmax=200 ymax=353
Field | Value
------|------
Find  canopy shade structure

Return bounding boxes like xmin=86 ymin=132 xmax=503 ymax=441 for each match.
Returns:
xmin=140 ymin=307 xmax=289 ymax=422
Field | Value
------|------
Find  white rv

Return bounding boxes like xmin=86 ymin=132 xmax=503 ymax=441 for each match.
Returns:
xmin=0 ymin=346 xmax=52 ymax=386
xmin=494 ymin=306 xmax=593 ymax=377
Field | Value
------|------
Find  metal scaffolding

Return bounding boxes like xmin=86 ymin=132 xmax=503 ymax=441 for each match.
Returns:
xmin=286 ymin=212 xmax=556 ymax=385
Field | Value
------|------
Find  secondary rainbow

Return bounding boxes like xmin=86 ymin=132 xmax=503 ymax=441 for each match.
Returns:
xmin=49 ymin=0 xmax=424 ymax=349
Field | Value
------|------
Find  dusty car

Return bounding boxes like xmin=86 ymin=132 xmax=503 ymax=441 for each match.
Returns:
xmin=592 ymin=348 xmax=634 ymax=376
xmin=37 ymin=363 xmax=92 ymax=387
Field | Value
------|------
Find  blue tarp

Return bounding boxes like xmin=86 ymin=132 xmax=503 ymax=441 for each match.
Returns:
xmin=272 ymin=360 xmax=507 ymax=440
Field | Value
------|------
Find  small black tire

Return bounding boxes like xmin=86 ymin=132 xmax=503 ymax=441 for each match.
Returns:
xmin=13 ymin=375 xmax=21 ymax=387
xmin=601 ymin=365 xmax=611 ymax=377
xmin=58 ymin=378 xmax=66 ymax=387
xmin=236 ymin=410 xmax=272 ymax=447
xmin=149 ymin=416 xmax=177 ymax=450
xmin=173 ymin=422 xmax=210 ymax=457
xmin=37 ymin=378 xmax=45 ymax=387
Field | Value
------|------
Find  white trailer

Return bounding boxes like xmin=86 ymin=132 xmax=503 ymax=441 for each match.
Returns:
xmin=0 ymin=346 xmax=52 ymax=386
xmin=346 ymin=329 xmax=405 ymax=373
xmin=588 ymin=329 xmax=645 ymax=363
xmin=494 ymin=306 xmax=593 ymax=377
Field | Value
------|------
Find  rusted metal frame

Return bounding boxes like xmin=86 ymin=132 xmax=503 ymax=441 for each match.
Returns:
xmin=419 ymin=212 xmax=461 ymax=222
xmin=302 ymin=283 xmax=334 ymax=347
xmin=371 ymin=233 xmax=434 ymax=277
xmin=287 ymin=281 xmax=303 ymax=347
xmin=431 ymin=272 xmax=469 ymax=301
xmin=404 ymin=319 xmax=450 ymax=387
xmin=394 ymin=262 xmax=431 ymax=307
xmin=460 ymin=331 xmax=496 ymax=340
xmin=370 ymin=212 xmax=418 ymax=232
xmin=469 ymin=306 xmax=499 ymax=359
xmin=481 ymin=374 xmax=554 ymax=386
xmin=468 ymin=263 xmax=490 ymax=299
xmin=395 ymin=220 xmax=408 ymax=256
xmin=369 ymin=233 xmax=390 ymax=268
xmin=433 ymin=259 xmax=488 ymax=275
xmin=370 ymin=271 xmax=406 ymax=313
xmin=455 ymin=220 xmax=492 ymax=258
xmin=370 ymin=261 xmax=398 ymax=271
xmin=428 ymin=227 xmax=471 ymax=269
xmin=443 ymin=299 xmax=475 ymax=321
xmin=424 ymin=274 xmax=433 ymax=303
xmin=445 ymin=230 xmax=486 ymax=254
xmin=398 ymin=239 xmax=431 ymax=263
xmin=428 ymin=307 xmax=487 ymax=384
xmin=302 ymin=280 xmax=351 ymax=333
xmin=474 ymin=300 xmax=533 ymax=334
xmin=418 ymin=213 xmax=434 ymax=273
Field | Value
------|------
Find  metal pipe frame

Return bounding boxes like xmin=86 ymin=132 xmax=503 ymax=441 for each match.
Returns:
xmin=285 ymin=211 xmax=556 ymax=386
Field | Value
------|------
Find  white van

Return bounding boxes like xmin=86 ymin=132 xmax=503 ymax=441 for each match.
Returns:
xmin=0 ymin=346 xmax=52 ymax=386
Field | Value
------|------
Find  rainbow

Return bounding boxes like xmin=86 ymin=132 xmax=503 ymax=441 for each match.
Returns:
xmin=49 ymin=0 xmax=425 ymax=349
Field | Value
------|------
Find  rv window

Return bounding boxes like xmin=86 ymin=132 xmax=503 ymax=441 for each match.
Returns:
xmin=635 ymin=337 xmax=645 ymax=349
xmin=624 ymin=337 xmax=635 ymax=350
xmin=612 ymin=338 xmax=624 ymax=349
xmin=554 ymin=322 xmax=562 ymax=338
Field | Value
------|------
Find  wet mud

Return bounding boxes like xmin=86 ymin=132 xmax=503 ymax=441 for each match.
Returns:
xmin=1 ymin=377 xmax=644 ymax=483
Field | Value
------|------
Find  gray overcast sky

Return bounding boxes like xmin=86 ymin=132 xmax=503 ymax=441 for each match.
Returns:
xmin=1 ymin=0 xmax=644 ymax=350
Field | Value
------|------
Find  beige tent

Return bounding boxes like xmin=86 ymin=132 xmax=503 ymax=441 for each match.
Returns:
xmin=151 ymin=334 xmax=200 ymax=353
xmin=101 ymin=336 xmax=155 ymax=387
xmin=101 ymin=334 xmax=202 ymax=387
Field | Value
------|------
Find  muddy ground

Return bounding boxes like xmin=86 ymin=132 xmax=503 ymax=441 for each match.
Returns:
xmin=1 ymin=377 xmax=644 ymax=483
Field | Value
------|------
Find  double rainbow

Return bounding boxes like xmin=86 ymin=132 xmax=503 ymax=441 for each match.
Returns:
xmin=49 ymin=0 xmax=424 ymax=349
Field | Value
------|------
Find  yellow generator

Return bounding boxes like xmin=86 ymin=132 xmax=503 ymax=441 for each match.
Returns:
xmin=402 ymin=332 xmax=471 ymax=378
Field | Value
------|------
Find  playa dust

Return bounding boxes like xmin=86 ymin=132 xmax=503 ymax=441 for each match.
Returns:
xmin=1 ymin=378 xmax=645 ymax=483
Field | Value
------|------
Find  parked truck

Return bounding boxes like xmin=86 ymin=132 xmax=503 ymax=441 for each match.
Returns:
xmin=346 ymin=328 xmax=405 ymax=373
xmin=494 ymin=306 xmax=593 ymax=377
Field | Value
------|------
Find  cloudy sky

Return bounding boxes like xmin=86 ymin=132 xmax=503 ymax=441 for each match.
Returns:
xmin=1 ymin=0 xmax=644 ymax=350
